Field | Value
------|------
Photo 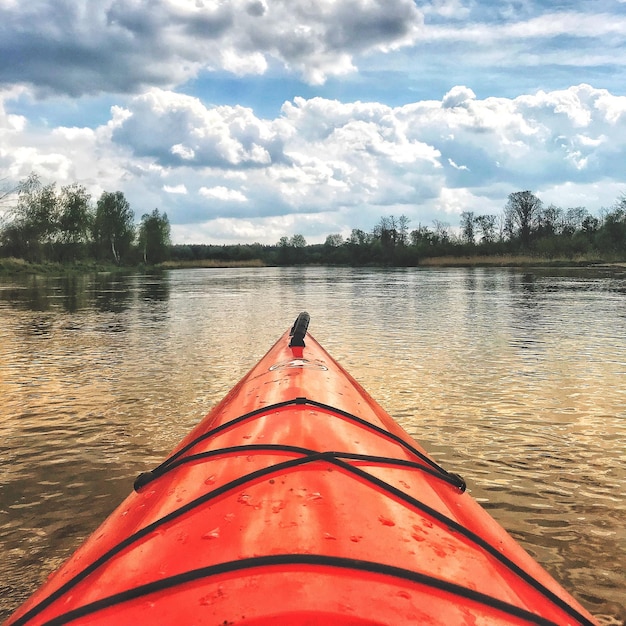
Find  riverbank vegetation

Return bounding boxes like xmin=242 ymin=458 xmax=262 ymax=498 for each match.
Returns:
xmin=1 ymin=174 xmax=625 ymax=272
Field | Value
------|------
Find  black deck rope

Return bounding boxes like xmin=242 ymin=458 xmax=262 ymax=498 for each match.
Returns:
xmin=136 ymin=444 xmax=466 ymax=492
xmin=326 ymin=456 xmax=595 ymax=626
xmin=40 ymin=555 xmax=564 ymax=626
xmin=14 ymin=450 xmax=593 ymax=626
xmin=10 ymin=453 xmax=326 ymax=626
xmin=135 ymin=397 xmax=465 ymax=492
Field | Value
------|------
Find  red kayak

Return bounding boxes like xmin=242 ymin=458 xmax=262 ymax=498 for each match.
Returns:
xmin=8 ymin=313 xmax=597 ymax=625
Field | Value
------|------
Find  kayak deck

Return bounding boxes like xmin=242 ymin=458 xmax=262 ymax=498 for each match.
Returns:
xmin=8 ymin=313 xmax=597 ymax=625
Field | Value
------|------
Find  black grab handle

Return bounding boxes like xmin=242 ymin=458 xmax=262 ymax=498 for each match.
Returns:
xmin=289 ymin=312 xmax=310 ymax=347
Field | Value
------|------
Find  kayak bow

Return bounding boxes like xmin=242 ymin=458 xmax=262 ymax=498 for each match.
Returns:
xmin=8 ymin=313 xmax=597 ymax=625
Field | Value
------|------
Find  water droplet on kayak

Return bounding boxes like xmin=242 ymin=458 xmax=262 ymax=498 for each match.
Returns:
xmin=379 ymin=515 xmax=395 ymax=527
xmin=238 ymin=493 xmax=251 ymax=504
xmin=279 ymin=520 xmax=298 ymax=528
xmin=411 ymin=524 xmax=427 ymax=540
xmin=350 ymin=535 xmax=363 ymax=543
xmin=272 ymin=500 xmax=286 ymax=513
xmin=324 ymin=533 xmax=337 ymax=540
xmin=307 ymin=492 xmax=323 ymax=501
xmin=199 ymin=586 xmax=225 ymax=605
xmin=399 ymin=480 xmax=411 ymax=490
xmin=224 ymin=513 xmax=235 ymax=522
xmin=205 ymin=475 xmax=216 ymax=485
xmin=397 ymin=591 xmax=411 ymax=600
xmin=202 ymin=528 xmax=220 ymax=540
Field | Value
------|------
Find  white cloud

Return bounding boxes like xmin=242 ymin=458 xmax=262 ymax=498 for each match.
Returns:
xmin=423 ymin=11 xmax=626 ymax=44
xmin=0 ymin=0 xmax=423 ymax=95
xmin=2 ymin=83 xmax=626 ymax=244
xmin=163 ymin=184 xmax=187 ymax=194
xmin=199 ymin=186 xmax=248 ymax=202
xmin=111 ymin=90 xmax=284 ymax=168
xmin=448 ymin=159 xmax=468 ymax=171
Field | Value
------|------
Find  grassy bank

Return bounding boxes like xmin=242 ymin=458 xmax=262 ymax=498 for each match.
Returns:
xmin=0 ymin=256 xmax=267 ymax=275
xmin=3 ymin=254 xmax=624 ymax=275
xmin=0 ymin=257 xmax=134 ymax=275
xmin=417 ymin=253 xmax=613 ymax=267
xmin=158 ymin=259 xmax=266 ymax=269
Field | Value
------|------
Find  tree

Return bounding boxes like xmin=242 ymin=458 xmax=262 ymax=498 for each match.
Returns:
xmin=6 ymin=174 xmax=60 ymax=261
xmin=460 ymin=211 xmax=475 ymax=245
xmin=0 ymin=177 xmax=20 ymax=218
xmin=397 ymin=215 xmax=410 ymax=246
xmin=537 ymin=204 xmax=563 ymax=237
xmin=290 ymin=234 xmax=307 ymax=248
xmin=58 ymin=184 xmax=92 ymax=260
xmin=92 ymin=191 xmax=135 ymax=263
xmin=409 ymin=224 xmax=433 ymax=247
xmin=347 ymin=229 xmax=369 ymax=247
xmin=324 ymin=233 xmax=344 ymax=247
xmin=563 ymin=207 xmax=588 ymax=236
xmin=432 ymin=220 xmax=450 ymax=243
xmin=504 ymin=191 xmax=543 ymax=248
xmin=139 ymin=209 xmax=171 ymax=264
xmin=596 ymin=199 xmax=626 ymax=253
xmin=581 ymin=214 xmax=599 ymax=238
xmin=474 ymin=214 xmax=497 ymax=244
xmin=372 ymin=215 xmax=404 ymax=263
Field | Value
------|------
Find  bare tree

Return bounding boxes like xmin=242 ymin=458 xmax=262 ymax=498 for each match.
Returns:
xmin=474 ymin=214 xmax=497 ymax=244
xmin=504 ymin=191 xmax=543 ymax=248
xmin=460 ymin=211 xmax=475 ymax=244
xmin=397 ymin=214 xmax=410 ymax=246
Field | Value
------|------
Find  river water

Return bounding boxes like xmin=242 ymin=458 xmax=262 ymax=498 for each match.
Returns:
xmin=0 ymin=266 xmax=624 ymax=623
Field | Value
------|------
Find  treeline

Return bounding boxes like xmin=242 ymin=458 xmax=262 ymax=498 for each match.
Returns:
xmin=170 ymin=190 xmax=626 ymax=266
xmin=0 ymin=174 xmax=171 ymax=265
xmin=2 ymin=177 xmax=625 ymax=268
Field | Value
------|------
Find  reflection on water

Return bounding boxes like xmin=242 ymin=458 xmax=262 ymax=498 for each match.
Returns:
xmin=0 ymin=266 xmax=624 ymax=623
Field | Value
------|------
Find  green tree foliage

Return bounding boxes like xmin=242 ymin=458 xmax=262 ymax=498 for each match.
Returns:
xmin=2 ymin=174 xmax=59 ymax=261
xmin=58 ymin=184 xmax=93 ymax=260
xmin=596 ymin=199 xmax=626 ymax=253
xmin=139 ymin=209 xmax=171 ymax=264
xmin=290 ymin=234 xmax=307 ymax=248
xmin=2 ymin=176 xmax=626 ymax=268
xmin=93 ymin=191 xmax=135 ymax=264
xmin=324 ymin=233 xmax=344 ymax=247
xmin=276 ymin=234 xmax=307 ymax=264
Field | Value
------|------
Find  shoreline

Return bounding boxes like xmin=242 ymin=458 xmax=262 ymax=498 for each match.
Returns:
xmin=1 ymin=255 xmax=625 ymax=275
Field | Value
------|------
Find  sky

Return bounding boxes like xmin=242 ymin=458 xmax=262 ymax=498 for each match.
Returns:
xmin=1 ymin=0 xmax=626 ymax=245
